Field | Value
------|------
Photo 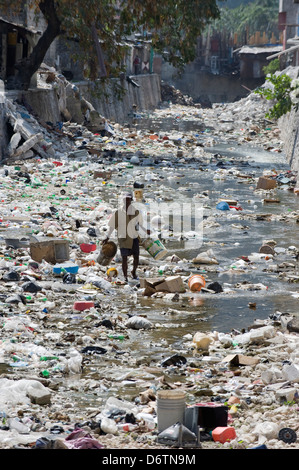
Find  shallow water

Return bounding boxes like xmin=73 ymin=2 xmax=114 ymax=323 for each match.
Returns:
xmin=100 ymin=130 xmax=298 ymax=335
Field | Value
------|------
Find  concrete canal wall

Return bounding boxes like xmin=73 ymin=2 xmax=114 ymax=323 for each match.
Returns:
xmin=279 ymin=108 xmax=299 ymax=176
xmin=22 ymin=73 xmax=161 ymax=125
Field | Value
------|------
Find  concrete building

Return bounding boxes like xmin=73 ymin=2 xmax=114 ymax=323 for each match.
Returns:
xmin=237 ymin=45 xmax=283 ymax=79
xmin=0 ymin=15 xmax=41 ymax=88
xmin=267 ymin=0 xmax=299 ymax=66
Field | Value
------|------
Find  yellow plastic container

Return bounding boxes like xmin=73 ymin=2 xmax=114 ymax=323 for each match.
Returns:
xmin=107 ymin=267 xmax=118 ymax=278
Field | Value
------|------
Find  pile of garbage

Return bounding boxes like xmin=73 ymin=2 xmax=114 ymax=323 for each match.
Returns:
xmin=0 ymin=72 xmax=298 ymax=450
xmin=161 ymin=82 xmax=195 ymax=106
xmin=0 ymin=311 xmax=298 ymax=450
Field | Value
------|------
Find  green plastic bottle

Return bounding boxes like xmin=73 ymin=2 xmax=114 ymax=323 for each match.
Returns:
xmin=108 ymin=334 xmax=124 ymax=340
xmin=40 ymin=356 xmax=59 ymax=361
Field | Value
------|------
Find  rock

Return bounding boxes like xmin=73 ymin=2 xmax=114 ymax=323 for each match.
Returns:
xmin=249 ymin=325 xmax=276 ymax=344
xmin=27 ymin=386 xmax=51 ymax=405
xmin=287 ymin=317 xmax=299 ymax=333
xmin=282 ymin=363 xmax=299 ymax=382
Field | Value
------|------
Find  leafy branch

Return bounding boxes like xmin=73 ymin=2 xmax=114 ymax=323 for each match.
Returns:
xmin=255 ymin=73 xmax=299 ymax=120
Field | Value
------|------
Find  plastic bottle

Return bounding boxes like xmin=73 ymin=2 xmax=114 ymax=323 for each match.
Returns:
xmin=136 ymin=412 xmax=156 ymax=430
xmin=254 ymin=421 xmax=279 ymax=440
xmin=40 ymin=356 xmax=59 ymax=361
xmin=8 ymin=418 xmax=30 ymax=434
xmin=100 ymin=417 xmax=118 ymax=434
xmin=108 ymin=334 xmax=124 ymax=340
xmin=0 ymin=411 xmax=6 ymax=425
xmin=117 ymin=423 xmax=138 ymax=432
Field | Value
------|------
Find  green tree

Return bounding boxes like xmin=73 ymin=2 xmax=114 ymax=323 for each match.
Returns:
xmin=1 ymin=0 xmax=220 ymax=90
xmin=211 ymin=0 xmax=278 ymax=38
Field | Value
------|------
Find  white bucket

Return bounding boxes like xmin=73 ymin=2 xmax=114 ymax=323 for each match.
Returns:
xmin=142 ymin=238 xmax=168 ymax=260
xmin=157 ymin=390 xmax=186 ymax=432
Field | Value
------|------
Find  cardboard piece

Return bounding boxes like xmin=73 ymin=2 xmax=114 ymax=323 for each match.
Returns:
xmin=141 ymin=276 xmax=186 ymax=296
xmin=93 ymin=170 xmax=112 ymax=179
xmin=222 ymin=354 xmax=259 ymax=366
xmin=155 ymin=276 xmax=186 ymax=293
xmin=256 ymin=177 xmax=277 ymax=190
xmin=140 ymin=277 xmax=165 ymax=288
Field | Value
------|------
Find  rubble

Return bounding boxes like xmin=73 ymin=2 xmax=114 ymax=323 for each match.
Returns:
xmin=161 ymin=82 xmax=195 ymax=106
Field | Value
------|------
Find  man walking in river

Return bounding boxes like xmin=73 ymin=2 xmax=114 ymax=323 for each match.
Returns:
xmin=103 ymin=192 xmax=144 ymax=282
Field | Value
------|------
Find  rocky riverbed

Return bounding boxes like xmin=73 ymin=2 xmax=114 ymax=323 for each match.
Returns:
xmin=0 ymin=82 xmax=298 ymax=452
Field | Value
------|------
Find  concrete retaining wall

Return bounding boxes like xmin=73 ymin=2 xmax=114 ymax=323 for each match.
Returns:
xmin=78 ymin=74 xmax=161 ymax=123
xmin=279 ymin=108 xmax=299 ymax=176
xmin=0 ymin=102 xmax=6 ymax=160
xmin=24 ymin=87 xmax=61 ymax=124
xmin=23 ymin=73 xmax=161 ymax=125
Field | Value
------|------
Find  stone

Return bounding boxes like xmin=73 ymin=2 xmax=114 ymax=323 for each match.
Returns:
xmin=287 ymin=317 xmax=299 ymax=333
xmin=27 ymin=387 xmax=51 ymax=405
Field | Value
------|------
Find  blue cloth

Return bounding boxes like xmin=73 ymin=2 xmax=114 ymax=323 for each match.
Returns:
xmin=120 ymin=237 xmax=139 ymax=257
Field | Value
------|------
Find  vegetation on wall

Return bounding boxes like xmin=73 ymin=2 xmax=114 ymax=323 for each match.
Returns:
xmin=255 ymin=74 xmax=299 ymax=120
xmin=262 ymin=59 xmax=281 ymax=76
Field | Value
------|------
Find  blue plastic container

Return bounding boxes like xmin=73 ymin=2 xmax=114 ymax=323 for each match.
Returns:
xmin=53 ymin=264 xmax=79 ymax=275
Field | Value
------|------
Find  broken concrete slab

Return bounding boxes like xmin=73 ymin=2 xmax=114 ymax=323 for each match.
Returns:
xmin=13 ymin=132 xmax=44 ymax=157
xmin=27 ymin=387 xmax=51 ymax=406
xmin=30 ymin=238 xmax=70 ymax=264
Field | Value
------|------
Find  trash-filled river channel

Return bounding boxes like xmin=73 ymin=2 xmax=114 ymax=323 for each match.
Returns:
xmin=1 ymin=90 xmax=299 ymax=450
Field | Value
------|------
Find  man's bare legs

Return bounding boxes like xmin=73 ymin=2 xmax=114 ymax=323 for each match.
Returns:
xmin=132 ymin=254 xmax=139 ymax=279
xmin=121 ymin=254 xmax=139 ymax=282
xmin=122 ymin=255 xmax=128 ymax=282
